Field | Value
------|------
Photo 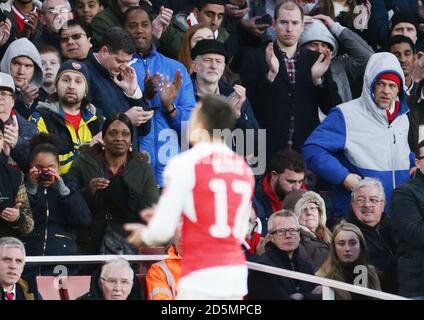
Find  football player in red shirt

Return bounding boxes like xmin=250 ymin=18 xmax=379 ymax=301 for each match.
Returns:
xmin=125 ymin=94 xmax=255 ymax=299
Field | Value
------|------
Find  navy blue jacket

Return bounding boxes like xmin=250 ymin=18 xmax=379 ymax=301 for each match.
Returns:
xmin=22 ymin=185 xmax=91 ymax=258
xmin=10 ymin=113 xmax=37 ymax=173
xmin=83 ymin=53 xmax=151 ymax=144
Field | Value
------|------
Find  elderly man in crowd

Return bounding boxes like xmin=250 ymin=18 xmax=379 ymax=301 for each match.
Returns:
xmin=346 ymin=177 xmax=399 ymax=294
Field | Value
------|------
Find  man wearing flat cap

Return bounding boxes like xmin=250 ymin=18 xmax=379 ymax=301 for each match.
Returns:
xmin=30 ymin=60 xmax=104 ymax=174
xmin=191 ymin=39 xmax=260 ymax=159
xmin=303 ymin=52 xmax=413 ymax=220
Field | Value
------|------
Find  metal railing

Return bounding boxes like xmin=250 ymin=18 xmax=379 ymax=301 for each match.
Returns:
xmin=247 ymin=261 xmax=409 ymax=300
xmin=25 ymin=255 xmax=409 ymax=300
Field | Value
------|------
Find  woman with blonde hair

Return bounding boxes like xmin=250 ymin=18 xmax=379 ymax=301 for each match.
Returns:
xmin=316 ymin=222 xmax=381 ymax=299
xmin=178 ymin=24 xmax=214 ymax=75
xmin=294 ymin=191 xmax=331 ymax=271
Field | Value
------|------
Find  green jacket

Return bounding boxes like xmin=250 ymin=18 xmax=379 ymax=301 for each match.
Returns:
xmin=90 ymin=0 xmax=124 ymax=47
xmin=67 ymin=144 xmax=159 ymax=254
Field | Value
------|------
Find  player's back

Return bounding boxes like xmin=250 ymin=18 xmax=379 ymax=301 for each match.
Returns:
xmin=177 ymin=142 xmax=254 ymax=277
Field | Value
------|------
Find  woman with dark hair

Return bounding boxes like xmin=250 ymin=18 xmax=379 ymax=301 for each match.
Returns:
xmin=67 ymin=113 xmax=159 ymax=258
xmin=316 ymin=222 xmax=381 ymax=299
xmin=22 ymin=133 xmax=91 ymax=277
xmin=0 ymin=120 xmax=34 ymax=238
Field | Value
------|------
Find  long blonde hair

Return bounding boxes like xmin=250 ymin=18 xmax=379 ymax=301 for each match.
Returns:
xmin=317 ymin=222 xmax=379 ymax=290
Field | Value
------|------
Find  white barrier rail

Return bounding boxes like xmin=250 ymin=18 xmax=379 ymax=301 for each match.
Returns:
xmin=247 ymin=261 xmax=409 ymax=300
xmin=25 ymin=255 xmax=169 ymax=265
xmin=25 ymin=255 xmax=409 ymax=300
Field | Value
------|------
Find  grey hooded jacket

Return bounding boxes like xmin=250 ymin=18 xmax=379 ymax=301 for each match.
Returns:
xmin=0 ymin=38 xmax=43 ymax=88
xmin=300 ymin=20 xmax=374 ymax=102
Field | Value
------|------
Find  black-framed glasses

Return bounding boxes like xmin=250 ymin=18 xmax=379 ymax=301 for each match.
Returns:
xmin=270 ymin=228 xmax=300 ymax=236
xmin=60 ymin=33 xmax=86 ymax=43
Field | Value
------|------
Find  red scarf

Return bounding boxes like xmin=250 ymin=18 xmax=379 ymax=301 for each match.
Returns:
xmin=262 ymin=174 xmax=283 ymax=213
xmin=386 ymin=100 xmax=400 ymax=123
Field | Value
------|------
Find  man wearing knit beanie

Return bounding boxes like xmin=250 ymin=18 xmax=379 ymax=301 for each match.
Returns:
xmin=303 ymin=52 xmax=412 ymax=218
xmin=30 ymin=59 xmax=104 ymax=174
xmin=374 ymin=72 xmax=402 ymax=123
xmin=390 ymin=11 xmax=419 ymax=44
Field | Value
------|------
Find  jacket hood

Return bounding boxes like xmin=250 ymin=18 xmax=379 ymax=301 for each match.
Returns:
xmin=360 ymin=52 xmax=408 ymax=123
xmin=36 ymin=99 xmax=98 ymax=117
xmin=299 ymin=19 xmax=338 ymax=57
xmin=294 ymin=191 xmax=327 ymax=228
xmin=0 ymin=38 xmax=43 ymax=88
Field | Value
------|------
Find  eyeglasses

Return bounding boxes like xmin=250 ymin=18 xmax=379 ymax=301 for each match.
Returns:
xmin=46 ymin=7 xmax=70 ymax=14
xmin=60 ymin=33 xmax=87 ymax=43
xmin=354 ymin=197 xmax=382 ymax=206
xmin=100 ymin=277 xmax=133 ymax=287
xmin=270 ymin=228 xmax=300 ymax=236
xmin=0 ymin=90 xmax=13 ymax=98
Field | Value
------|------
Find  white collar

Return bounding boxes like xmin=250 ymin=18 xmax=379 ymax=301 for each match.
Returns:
xmin=3 ymin=284 xmax=16 ymax=300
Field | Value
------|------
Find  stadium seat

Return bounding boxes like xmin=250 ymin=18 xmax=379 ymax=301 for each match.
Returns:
xmin=59 ymin=276 xmax=91 ymax=300
xmin=136 ymin=274 xmax=148 ymax=300
xmin=36 ymin=276 xmax=61 ymax=300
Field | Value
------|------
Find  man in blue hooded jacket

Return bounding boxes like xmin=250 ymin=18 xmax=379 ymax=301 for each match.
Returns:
xmin=302 ymin=52 xmax=414 ymax=219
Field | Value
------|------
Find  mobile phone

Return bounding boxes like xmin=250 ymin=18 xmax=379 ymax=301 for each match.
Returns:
xmin=0 ymin=196 xmax=10 ymax=212
xmin=143 ymin=104 xmax=161 ymax=111
xmin=255 ymin=14 xmax=272 ymax=25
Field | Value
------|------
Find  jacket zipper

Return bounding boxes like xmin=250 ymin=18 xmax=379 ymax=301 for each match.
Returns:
xmin=389 ymin=125 xmax=396 ymax=189
xmin=54 ymin=233 xmax=73 ymax=240
xmin=42 ymin=188 xmax=50 ymax=256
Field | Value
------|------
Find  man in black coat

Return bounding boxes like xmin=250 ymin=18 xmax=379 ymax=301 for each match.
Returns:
xmin=391 ymin=140 xmax=424 ymax=299
xmin=346 ymin=177 xmax=399 ymax=294
xmin=232 ymin=1 xmax=341 ymax=162
xmin=190 ymin=39 xmax=261 ymax=165
xmin=248 ymin=210 xmax=321 ymax=300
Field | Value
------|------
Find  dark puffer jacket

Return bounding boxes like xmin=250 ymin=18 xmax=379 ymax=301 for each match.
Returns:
xmin=248 ymin=242 xmax=320 ymax=300
xmin=390 ymin=169 xmax=424 ymax=298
